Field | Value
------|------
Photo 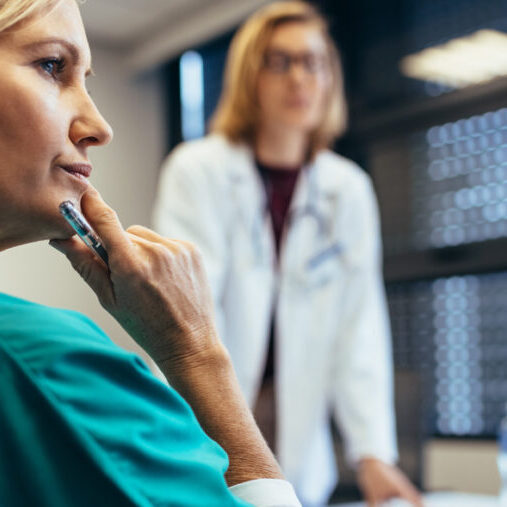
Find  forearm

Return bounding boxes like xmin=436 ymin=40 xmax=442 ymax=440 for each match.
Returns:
xmin=53 ymin=191 xmax=282 ymax=486
xmin=157 ymin=342 xmax=284 ymax=486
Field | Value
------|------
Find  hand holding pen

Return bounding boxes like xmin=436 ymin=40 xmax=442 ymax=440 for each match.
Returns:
xmin=59 ymin=200 xmax=109 ymax=265
xmin=50 ymin=187 xmax=221 ymax=372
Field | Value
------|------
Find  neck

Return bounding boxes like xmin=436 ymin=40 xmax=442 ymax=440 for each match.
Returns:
xmin=0 ymin=226 xmax=33 ymax=252
xmin=255 ymin=125 xmax=308 ymax=169
xmin=0 ymin=210 xmax=50 ymax=252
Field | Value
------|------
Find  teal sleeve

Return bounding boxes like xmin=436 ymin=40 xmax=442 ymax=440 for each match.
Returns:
xmin=0 ymin=346 xmax=142 ymax=507
xmin=0 ymin=294 xmax=250 ymax=507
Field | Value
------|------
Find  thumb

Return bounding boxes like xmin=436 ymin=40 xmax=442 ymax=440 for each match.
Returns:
xmin=79 ymin=187 xmax=132 ymax=258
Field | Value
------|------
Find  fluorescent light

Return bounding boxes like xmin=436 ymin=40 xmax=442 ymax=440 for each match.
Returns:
xmin=400 ymin=29 xmax=507 ymax=89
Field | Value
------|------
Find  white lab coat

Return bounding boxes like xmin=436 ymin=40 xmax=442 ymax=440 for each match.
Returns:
xmin=153 ymin=134 xmax=397 ymax=506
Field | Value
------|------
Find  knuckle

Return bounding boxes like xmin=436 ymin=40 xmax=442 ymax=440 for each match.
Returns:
xmin=152 ymin=242 xmax=170 ymax=260
xmin=126 ymin=224 xmax=146 ymax=235
xmin=179 ymin=239 xmax=200 ymax=258
xmin=186 ymin=243 xmax=203 ymax=263
xmin=113 ymin=252 xmax=139 ymax=276
xmin=179 ymin=239 xmax=195 ymax=250
xmin=96 ymin=206 xmax=119 ymax=225
xmin=174 ymin=243 xmax=191 ymax=262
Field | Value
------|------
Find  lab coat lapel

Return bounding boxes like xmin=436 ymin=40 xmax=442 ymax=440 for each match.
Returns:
xmin=228 ymin=145 xmax=275 ymax=268
xmin=281 ymin=161 xmax=341 ymax=278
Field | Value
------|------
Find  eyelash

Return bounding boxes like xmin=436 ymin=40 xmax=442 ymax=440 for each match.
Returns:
xmin=38 ymin=57 xmax=66 ymax=78
xmin=36 ymin=56 xmax=92 ymax=96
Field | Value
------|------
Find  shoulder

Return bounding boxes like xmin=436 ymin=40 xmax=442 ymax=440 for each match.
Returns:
xmin=313 ymin=150 xmax=375 ymax=200
xmin=163 ymin=134 xmax=249 ymax=175
xmin=157 ymin=134 xmax=253 ymax=201
xmin=0 ymin=293 xmax=236 ymax=506
xmin=0 ymin=293 xmax=137 ymax=375
xmin=0 ymin=292 xmax=108 ymax=342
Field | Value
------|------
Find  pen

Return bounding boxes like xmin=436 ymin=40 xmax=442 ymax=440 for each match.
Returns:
xmin=59 ymin=200 xmax=109 ymax=265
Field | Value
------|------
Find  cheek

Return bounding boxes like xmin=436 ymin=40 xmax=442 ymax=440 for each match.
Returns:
xmin=257 ymin=78 xmax=280 ymax=110
xmin=0 ymin=80 xmax=63 ymax=163
xmin=256 ymin=80 xmax=268 ymax=110
xmin=0 ymin=81 xmax=69 ymax=225
xmin=313 ymin=76 xmax=330 ymax=106
xmin=309 ymin=79 xmax=331 ymax=120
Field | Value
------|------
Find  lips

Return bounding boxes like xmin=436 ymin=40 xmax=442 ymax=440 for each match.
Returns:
xmin=58 ymin=163 xmax=92 ymax=180
xmin=285 ymin=97 xmax=310 ymax=107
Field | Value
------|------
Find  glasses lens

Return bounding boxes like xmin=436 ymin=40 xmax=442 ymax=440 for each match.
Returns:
xmin=264 ymin=50 xmax=327 ymax=74
xmin=264 ymin=51 xmax=290 ymax=73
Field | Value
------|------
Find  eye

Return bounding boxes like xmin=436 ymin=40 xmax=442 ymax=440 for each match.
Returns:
xmin=264 ymin=51 xmax=290 ymax=73
xmin=39 ymin=57 xmax=66 ymax=78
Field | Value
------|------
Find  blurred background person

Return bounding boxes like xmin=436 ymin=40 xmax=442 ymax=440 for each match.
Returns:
xmin=153 ymin=2 xmax=420 ymax=505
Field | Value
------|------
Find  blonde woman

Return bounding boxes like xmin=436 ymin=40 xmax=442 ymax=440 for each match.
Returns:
xmin=154 ymin=2 xmax=421 ymax=505
xmin=0 ymin=0 xmax=303 ymax=505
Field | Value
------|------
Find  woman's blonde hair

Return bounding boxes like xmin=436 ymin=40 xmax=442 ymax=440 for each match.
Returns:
xmin=0 ymin=0 xmax=62 ymax=33
xmin=210 ymin=1 xmax=347 ymax=159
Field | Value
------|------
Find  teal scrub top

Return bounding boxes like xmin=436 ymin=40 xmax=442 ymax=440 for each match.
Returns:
xmin=0 ymin=292 xmax=250 ymax=507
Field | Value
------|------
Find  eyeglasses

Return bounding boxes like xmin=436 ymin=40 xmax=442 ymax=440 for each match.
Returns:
xmin=263 ymin=50 xmax=328 ymax=75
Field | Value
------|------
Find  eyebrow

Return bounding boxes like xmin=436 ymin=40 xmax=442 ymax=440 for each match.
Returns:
xmin=266 ymin=46 xmax=325 ymax=54
xmin=22 ymin=37 xmax=94 ymax=76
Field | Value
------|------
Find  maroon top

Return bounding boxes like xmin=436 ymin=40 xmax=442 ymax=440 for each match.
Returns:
xmin=256 ymin=160 xmax=301 ymax=381
xmin=256 ymin=160 xmax=300 ymax=255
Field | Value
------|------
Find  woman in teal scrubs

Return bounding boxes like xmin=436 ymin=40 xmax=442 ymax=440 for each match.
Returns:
xmin=0 ymin=1 xmax=300 ymax=505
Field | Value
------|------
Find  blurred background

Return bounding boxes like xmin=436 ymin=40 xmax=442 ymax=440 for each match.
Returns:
xmin=3 ymin=0 xmax=507 ymax=502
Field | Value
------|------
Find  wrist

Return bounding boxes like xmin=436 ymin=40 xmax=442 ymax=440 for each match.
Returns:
xmin=156 ymin=334 xmax=284 ymax=486
xmin=156 ymin=337 xmax=232 ymax=386
xmin=357 ymin=456 xmax=386 ymax=473
xmin=359 ymin=456 xmax=382 ymax=465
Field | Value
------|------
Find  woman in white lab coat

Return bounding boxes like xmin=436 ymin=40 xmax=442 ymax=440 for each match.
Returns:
xmin=153 ymin=2 xmax=421 ymax=505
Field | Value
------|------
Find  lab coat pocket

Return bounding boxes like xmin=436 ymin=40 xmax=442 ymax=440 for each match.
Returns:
xmin=303 ymin=241 xmax=345 ymax=288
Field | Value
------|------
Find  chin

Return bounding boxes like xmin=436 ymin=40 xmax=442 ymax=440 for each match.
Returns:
xmin=49 ymin=228 xmax=76 ymax=241
xmin=280 ymin=112 xmax=320 ymax=130
xmin=35 ymin=205 xmax=76 ymax=242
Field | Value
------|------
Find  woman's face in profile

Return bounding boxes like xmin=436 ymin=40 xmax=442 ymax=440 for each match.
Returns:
xmin=0 ymin=0 xmax=112 ymax=247
xmin=256 ymin=21 xmax=331 ymax=137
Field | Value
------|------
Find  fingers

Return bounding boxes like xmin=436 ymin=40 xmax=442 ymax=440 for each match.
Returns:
xmin=127 ymin=224 xmax=164 ymax=243
xmin=393 ymin=471 xmax=423 ymax=506
xmin=127 ymin=225 xmax=195 ymax=250
xmin=358 ymin=461 xmax=423 ymax=507
xmin=127 ymin=225 xmax=200 ymax=260
xmin=80 ymin=187 xmax=132 ymax=257
xmin=49 ymin=237 xmax=113 ymax=306
xmin=400 ymin=486 xmax=423 ymax=507
xmin=366 ymin=489 xmax=421 ymax=507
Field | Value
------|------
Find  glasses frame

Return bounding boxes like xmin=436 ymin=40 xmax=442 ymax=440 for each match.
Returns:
xmin=262 ymin=49 xmax=329 ymax=75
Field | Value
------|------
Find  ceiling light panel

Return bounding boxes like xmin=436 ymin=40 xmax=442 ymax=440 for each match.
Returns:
xmin=400 ymin=29 xmax=507 ymax=89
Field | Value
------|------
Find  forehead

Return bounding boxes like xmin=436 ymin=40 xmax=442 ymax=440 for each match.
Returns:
xmin=2 ymin=0 xmax=90 ymax=67
xmin=267 ymin=21 xmax=327 ymax=53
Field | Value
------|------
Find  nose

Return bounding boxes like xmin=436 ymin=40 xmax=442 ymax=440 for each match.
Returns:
xmin=287 ymin=61 xmax=307 ymax=84
xmin=69 ymin=90 xmax=113 ymax=148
